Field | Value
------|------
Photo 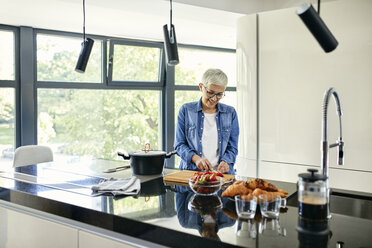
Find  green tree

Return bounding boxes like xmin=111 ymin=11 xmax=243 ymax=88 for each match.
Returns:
xmin=0 ymin=89 xmax=14 ymax=125
xmin=58 ymin=89 xmax=159 ymax=158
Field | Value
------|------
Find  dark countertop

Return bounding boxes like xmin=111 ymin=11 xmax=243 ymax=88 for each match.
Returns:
xmin=0 ymin=160 xmax=372 ymax=248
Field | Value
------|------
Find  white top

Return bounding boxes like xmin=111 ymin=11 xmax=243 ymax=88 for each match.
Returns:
xmin=202 ymin=112 xmax=219 ymax=169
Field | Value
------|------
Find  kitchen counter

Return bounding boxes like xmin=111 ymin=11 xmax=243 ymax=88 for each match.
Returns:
xmin=0 ymin=160 xmax=372 ymax=247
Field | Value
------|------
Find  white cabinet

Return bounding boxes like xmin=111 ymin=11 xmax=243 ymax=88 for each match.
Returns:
xmin=78 ymin=230 xmax=138 ymax=248
xmin=0 ymin=205 xmax=78 ymax=248
xmin=0 ymin=202 xmax=155 ymax=248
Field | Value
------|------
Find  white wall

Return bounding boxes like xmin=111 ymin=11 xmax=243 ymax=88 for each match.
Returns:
xmin=237 ymin=0 xmax=372 ymax=193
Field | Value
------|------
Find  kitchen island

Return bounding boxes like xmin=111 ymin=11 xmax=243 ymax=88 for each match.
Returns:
xmin=0 ymin=160 xmax=371 ymax=248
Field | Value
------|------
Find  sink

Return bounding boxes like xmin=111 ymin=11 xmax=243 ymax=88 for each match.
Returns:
xmin=287 ymin=190 xmax=372 ymax=220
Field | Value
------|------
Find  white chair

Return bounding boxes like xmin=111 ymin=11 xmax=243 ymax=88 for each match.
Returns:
xmin=13 ymin=145 xmax=54 ymax=167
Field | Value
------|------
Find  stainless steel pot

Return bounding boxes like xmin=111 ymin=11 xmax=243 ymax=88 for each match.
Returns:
xmin=117 ymin=143 xmax=177 ymax=175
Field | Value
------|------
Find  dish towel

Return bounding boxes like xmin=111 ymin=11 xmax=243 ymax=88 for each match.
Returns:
xmin=91 ymin=176 xmax=140 ymax=196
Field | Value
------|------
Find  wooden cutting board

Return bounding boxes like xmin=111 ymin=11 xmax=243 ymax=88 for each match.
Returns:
xmin=163 ymin=170 xmax=235 ymax=186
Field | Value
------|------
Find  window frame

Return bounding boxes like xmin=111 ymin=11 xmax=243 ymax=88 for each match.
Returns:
xmin=107 ymin=39 xmax=165 ymax=87
xmin=0 ymin=25 xmax=18 ymax=86
xmin=0 ymin=24 xmax=20 ymax=147
xmin=34 ymin=29 xmax=108 ymax=87
xmin=174 ymin=44 xmax=237 ymax=96
xmin=33 ymin=29 xmax=165 ymax=157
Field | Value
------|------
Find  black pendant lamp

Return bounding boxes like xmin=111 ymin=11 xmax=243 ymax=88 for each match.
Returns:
xmin=163 ymin=0 xmax=179 ymax=66
xmin=75 ymin=0 xmax=94 ymax=73
xmin=297 ymin=0 xmax=338 ymax=53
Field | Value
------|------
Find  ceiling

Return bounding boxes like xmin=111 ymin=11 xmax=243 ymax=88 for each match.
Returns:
xmin=0 ymin=0 xmax=333 ymax=48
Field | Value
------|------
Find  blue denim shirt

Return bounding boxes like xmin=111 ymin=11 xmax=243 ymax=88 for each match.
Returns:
xmin=174 ymin=98 xmax=239 ymax=174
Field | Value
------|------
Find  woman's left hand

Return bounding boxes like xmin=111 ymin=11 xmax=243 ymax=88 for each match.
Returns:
xmin=217 ymin=161 xmax=229 ymax=174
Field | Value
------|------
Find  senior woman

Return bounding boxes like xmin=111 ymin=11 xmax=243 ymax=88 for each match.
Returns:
xmin=174 ymin=68 xmax=239 ymax=174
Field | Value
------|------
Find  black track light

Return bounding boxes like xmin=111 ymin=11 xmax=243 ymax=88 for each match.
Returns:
xmin=75 ymin=0 xmax=94 ymax=73
xmin=163 ymin=0 xmax=179 ymax=66
xmin=75 ymin=38 xmax=94 ymax=73
xmin=297 ymin=2 xmax=338 ymax=53
xmin=163 ymin=24 xmax=179 ymax=66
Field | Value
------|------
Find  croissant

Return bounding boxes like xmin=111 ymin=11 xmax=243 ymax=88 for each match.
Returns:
xmin=221 ymin=183 xmax=252 ymax=197
xmin=246 ymin=178 xmax=278 ymax=192
xmin=251 ymin=188 xmax=268 ymax=199
xmin=277 ymin=188 xmax=288 ymax=195
xmin=240 ymin=193 xmax=255 ymax=201
xmin=252 ymin=188 xmax=287 ymax=202
xmin=233 ymin=180 xmax=246 ymax=186
xmin=270 ymin=191 xmax=287 ymax=198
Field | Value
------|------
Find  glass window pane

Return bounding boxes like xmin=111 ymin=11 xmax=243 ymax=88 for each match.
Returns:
xmin=112 ymin=44 xmax=160 ymax=82
xmin=0 ymin=30 xmax=14 ymax=80
xmin=38 ymin=89 xmax=161 ymax=161
xmin=220 ymin=91 xmax=237 ymax=110
xmin=175 ymin=47 xmax=236 ymax=86
xmin=37 ymin=34 xmax=102 ymax=83
xmin=0 ymin=88 xmax=15 ymax=164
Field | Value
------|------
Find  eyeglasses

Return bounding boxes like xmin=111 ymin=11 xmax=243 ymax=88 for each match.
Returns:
xmin=202 ymin=85 xmax=225 ymax=99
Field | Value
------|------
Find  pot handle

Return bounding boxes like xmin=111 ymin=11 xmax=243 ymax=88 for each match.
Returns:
xmin=165 ymin=150 xmax=177 ymax=158
xmin=143 ymin=143 xmax=151 ymax=153
xmin=117 ymin=151 xmax=130 ymax=160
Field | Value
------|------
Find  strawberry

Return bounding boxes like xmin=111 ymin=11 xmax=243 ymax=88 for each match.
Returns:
xmin=215 ymin=171 xmax=224 ymax=177
xmin=210 ymin=174 xmax=216 ymax=182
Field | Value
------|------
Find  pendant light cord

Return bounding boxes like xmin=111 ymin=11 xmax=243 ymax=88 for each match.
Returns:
xmin=83 ymin=0 xmax=86 ymax=40
xmin=170 ymin=0 xmax=173 ymax=27
xmin=317 ymin=0 xmax=321 ymax=14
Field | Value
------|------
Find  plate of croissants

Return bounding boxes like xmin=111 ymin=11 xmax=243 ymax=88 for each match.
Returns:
xmin=221 ymin=178 xmax=288 ymax=202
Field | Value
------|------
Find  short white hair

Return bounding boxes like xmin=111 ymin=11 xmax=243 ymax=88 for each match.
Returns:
xmin=201 ymin=69 xmax=228 ymax=88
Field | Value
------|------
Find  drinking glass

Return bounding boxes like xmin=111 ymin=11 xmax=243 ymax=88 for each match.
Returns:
xmin=259 ymin=194 xmax=286 ymax=219
xmin=235 ymin=195 xmax=257 ymax=219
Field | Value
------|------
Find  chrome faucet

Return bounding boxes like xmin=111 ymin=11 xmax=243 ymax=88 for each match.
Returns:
xmin=321 ymin=87 xmax=344 ymax=179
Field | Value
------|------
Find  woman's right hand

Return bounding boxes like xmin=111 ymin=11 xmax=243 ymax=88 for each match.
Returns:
xmin=192 ymin=155 xmax=213 ymax=171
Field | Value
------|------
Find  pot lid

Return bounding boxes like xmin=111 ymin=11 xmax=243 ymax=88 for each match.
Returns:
xmin=130 ymin=150 xmax=166 ymax=156
xmin=298 ymin=169 xmax=327 ymax=182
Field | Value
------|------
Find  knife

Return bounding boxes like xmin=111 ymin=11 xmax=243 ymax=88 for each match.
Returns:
xmin=103 ymin=165 xmax=130 ymax=173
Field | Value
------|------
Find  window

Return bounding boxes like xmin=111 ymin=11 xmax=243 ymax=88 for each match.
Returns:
xmin=38 ymin=89 xmax=161 ymax=161
xmin=0 ymin=88 xmax=15 ymax=163
xmin=36 ymin=34 xmax=165 ymax=161
xmin=109 ymin=40 xmax=162 ymax=83
xmin=36 ymin=33 xmax=102 ymax=83
xmin=0 ymin=29 xmax=16 ymax=164
xmin=0 ymin=30 xmax=15 ymax=80
xmin=175 ymin=47 xmax=236 ymax=86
